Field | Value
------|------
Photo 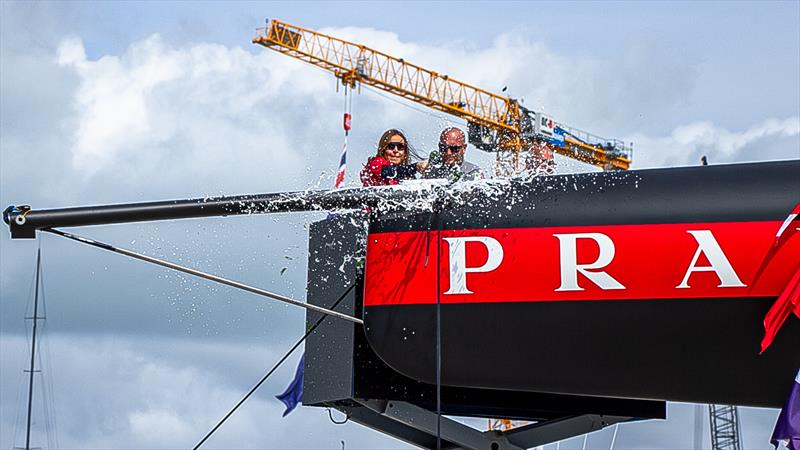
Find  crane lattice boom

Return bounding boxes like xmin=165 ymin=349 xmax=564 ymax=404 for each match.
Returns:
xmin=253 ymin=19 xmax=632 ymax=172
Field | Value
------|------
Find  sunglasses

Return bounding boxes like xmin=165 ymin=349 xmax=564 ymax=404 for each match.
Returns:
xmin=385 ymin=142 xmax=407 ymax=151
xmin=439 ymin=143 xmax=465 ymax=153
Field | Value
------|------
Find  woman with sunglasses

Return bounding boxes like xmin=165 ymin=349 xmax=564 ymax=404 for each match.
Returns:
xmin=360 ymin=129 xmax=428 ymax=186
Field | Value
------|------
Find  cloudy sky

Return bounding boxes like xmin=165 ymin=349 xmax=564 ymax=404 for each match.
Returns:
xmin=1 ymin=1 xmax=799 ymax=448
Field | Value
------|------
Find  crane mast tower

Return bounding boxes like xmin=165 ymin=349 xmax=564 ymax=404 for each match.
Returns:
xmin=709 ymin=404 xmax=743 ymax=450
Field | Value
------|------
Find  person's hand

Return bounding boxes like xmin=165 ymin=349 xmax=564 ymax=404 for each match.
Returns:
xmin=416 ymin=160 xmax=429 ymax=172
xmin=428 ymin=150 xmax=442 ymax=166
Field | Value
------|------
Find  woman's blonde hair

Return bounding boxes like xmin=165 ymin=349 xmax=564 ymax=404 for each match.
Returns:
xmin=376 ymin=129 xmax=410 ymax=165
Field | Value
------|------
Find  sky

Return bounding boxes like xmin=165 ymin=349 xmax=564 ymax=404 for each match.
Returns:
xmin=1 ymin=0 xmax=799 ymax=448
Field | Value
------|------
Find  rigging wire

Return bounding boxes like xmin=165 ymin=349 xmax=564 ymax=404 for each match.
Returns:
xmin=11 ymin=261 xmax=40 ymax=447
xmin=33 ymin=243 xmax=59 ymax=449
xmin=43 ymin=228 xmax=362 ymax=325
xmin=24 ymin=246 xmax=42 ymax=450
xmin=193 ymin=282 xmax=357 ymax=449
xmin=11 ymin=365 xmax=25 ymax=447
xmin=37 ymin=357 xmax=54 ymax=449
xmin=433 ymin=198 xmax=443 ymax=450
xmin=609 ymin=423 xmax=620 ymax=450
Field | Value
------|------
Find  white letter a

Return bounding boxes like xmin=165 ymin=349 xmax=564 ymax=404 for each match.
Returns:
xmin=677 ymin=230 xmax=746 ymax=288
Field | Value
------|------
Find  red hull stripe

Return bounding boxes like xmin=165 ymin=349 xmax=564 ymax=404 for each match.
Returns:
xmin=364 ymin=221 xmax=800 ymax=307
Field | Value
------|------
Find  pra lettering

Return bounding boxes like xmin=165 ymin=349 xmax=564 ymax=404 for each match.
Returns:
xmin=443 ymin=230 xmax=744 ymax=295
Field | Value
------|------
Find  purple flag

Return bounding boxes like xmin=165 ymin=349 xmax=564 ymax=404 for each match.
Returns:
xmin=276 ymin=353 xmax=304 ymax=417
xmin=772 ymin=368 xmax=800 ymax=450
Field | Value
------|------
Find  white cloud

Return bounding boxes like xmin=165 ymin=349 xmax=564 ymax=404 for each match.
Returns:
xmin=0 ymin=334 xmax=412 ymax=449
xmin=675 ymin=117 xmax=799 ymax=149
xmin=56 ymin=35 xmax=300 ymax=180
xmin=317 ymin=27 xmax=696 ymax=135
xmin=55 ymin=36 xmax=86 ymax=66
xmin=631 ymin=116 xmax=800 ymax=168
xmin=51 ymin=27 xmax=798 ymax=193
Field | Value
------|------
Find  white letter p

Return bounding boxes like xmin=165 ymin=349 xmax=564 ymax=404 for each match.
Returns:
xmin=443 ymin=237 xmax=504 ymax=295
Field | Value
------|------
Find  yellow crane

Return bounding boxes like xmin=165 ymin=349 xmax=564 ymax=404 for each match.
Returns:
xmin=253 ymin=19 xmax=632 ymax=175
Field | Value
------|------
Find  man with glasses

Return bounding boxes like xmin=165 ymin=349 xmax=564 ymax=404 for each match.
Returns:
xmin=425 ymin=127 xmax=483 ymax=181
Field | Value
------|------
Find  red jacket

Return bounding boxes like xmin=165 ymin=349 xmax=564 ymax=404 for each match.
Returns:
xmin=360 ymin=156 xmax=397 ymax=186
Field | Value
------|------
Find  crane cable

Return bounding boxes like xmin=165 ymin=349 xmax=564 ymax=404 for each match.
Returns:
xmin=334 ymin=83 xmax=352 ymax=189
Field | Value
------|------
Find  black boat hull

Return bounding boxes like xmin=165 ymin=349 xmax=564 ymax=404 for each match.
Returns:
xmin=363 ymin=161 xmax=800 ymax=407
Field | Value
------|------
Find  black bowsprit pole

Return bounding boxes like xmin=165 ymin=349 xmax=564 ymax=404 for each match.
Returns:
xmin=2 ymin=186 xmax=439 ymax=239
xmin=2 ymin=189 xmax=362 ymax=239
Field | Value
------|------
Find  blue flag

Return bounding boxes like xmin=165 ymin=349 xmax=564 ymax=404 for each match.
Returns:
xmin=276 ymin=353 xmax=304 ymax=417
xmin=772 ymin=368 xmax=800 ymax=450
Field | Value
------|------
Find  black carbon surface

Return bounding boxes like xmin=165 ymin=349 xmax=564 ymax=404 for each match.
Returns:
xmin=364 ymin=298 xmax=800 ymax=407
xmin=370 ymin=160 xmax=800 ymax=233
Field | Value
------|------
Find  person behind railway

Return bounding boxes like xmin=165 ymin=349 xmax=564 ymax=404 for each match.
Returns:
xmin=425 ymin=127 xmax=482 ymax=182
xmin=360 ymin=129 xmax=428 ymax=186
